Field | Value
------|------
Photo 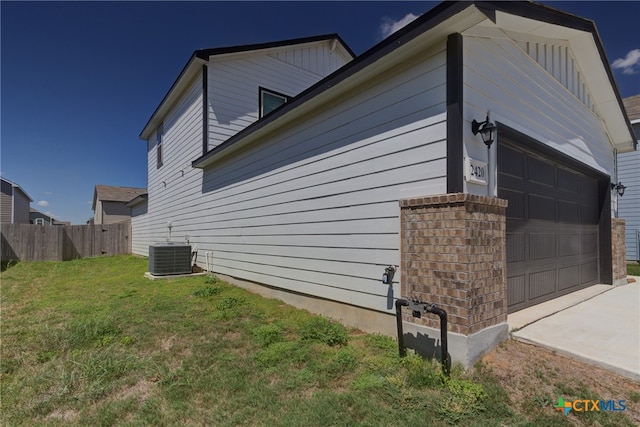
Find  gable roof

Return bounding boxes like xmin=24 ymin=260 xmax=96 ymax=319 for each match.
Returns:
xmin=93 ymin=185 xmax=147 ymax=211
xmin=29 ymin=207 xmax=70 ymax=226
xmin=192 ymin=0 xmax=636 ymax=168
xmin=1 ymin=177 xmax=34 ymax=202
xmin=623 ymin=94 xmax=640 ymax=123
xmin=139 ymin=34 xmax=354 ymax=140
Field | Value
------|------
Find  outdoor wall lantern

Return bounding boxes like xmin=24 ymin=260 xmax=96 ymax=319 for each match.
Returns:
xmin=472 ymin=115 xmax=497 ymax=148
xmin=611 ymin=181 xmax=626 ymax=197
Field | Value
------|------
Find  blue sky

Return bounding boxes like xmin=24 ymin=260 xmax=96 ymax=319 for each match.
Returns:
xmin=2 ymin=1 xmax=639 ymax=225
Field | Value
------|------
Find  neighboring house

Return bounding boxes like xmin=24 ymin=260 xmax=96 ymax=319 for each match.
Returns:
xmin=1 ymin=177 xmax=33 ymax=224
xmin=29 ymin=208 xmax=70 ymax=226
xmin=92 ymin=185 xmax=147 ymax=225
xmin=132 ymin=1 xmax=636 ymax=367
xmin=619 ymin=94 xmax=640 ymax=261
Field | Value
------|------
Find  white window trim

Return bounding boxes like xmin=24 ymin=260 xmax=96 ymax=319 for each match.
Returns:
xmin=259 ymin=87 xmax=290 ymax=118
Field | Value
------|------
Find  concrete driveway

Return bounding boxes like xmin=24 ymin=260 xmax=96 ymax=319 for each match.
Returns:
xmin=508 ymin=278 xmax=640 ymax=381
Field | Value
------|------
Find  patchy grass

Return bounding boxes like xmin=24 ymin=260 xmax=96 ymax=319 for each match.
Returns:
xmin=627 ymin=263 xmax=640 ymax=276
xmin=1 ymin=255 xmax=636 ymax=426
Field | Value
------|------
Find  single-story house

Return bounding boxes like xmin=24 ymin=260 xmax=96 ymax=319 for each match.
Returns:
xmin=132 ymin=1 xmax=636 ymax=367
xmin=92 ymin=185 xmax=147 ymax=225
xmin=29 ymin=208 xmax=70 ymax=226
xmin=618 ymin=94 xmax=640 ymax=261
xmin=1 ymin=177 xmax=33 ymax=224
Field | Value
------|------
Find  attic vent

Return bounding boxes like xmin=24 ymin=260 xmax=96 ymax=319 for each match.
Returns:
xmin=149 ymin=243 xmax=192 ymax=275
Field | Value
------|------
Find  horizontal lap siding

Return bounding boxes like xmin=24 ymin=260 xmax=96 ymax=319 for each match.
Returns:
xmin=618 ymin=149 xmax=640 ymax=260
xmin=132 ymin=75 xmax=204 ymax=257
xmin=198 ymin=51 xmax=446 ymax=312
xmin=463 ymin=36 xmax=614 ymax=182
xmin=130 ymin=203 xmax=149 ymax=255
xmin=139 ymin=48 xmax=447 ymax=313
xmin=208 ymin=44 xmax=350 ymax=150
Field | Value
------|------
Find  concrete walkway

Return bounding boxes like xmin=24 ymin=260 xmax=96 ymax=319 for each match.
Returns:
xmin=508 ymin=278 xmax=640 ymax=381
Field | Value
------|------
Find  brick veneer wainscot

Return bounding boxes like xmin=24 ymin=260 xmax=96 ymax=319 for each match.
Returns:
xmin=400 ymin=193 xmax=508 ymax=336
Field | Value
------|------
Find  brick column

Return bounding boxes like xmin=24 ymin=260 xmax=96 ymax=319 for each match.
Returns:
xmin=399 ymin=193 xmax=508 ymax=366
xmin=612 ymin=218 xmax=627 ymax=285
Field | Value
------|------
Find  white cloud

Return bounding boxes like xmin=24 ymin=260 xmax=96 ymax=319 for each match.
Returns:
xmin=36 ymin=200 xmax=50 ymax=207
xmin=44 ymin=191 xmax=53 ymax=195
xmin=380 ymin=13 xmax=419 ymax=39
xmin=612 ymin=49 xmax=640 ymax=75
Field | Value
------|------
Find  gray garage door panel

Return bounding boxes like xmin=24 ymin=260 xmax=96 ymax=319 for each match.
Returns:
xmin=499 ymin=142 xmax=600 ymax=313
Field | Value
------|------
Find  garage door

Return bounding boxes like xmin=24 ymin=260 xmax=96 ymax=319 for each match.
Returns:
xmin=498 ymin=140 xmax=601 ymax=312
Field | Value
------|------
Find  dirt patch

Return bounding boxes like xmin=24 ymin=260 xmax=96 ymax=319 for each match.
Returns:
xmin=480 ymin=339 xmax=639 ymax=425
xmin=113 ymin=379 xmax=155 ymax=403
xmin=45 ymin=409 xmax=79 ymax=422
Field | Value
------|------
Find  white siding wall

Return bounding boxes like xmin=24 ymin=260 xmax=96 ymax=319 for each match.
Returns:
xmin=462 ymin=35 xmax=615 ymax=197
xmin=134 ymin=47 xmax=447 ymax=313
xmin=207 ymin=42 xmax=350 ymax=150
xmin=131 ymin=202 xmax=149 ymax=255
xmin=132 ymin=74 xmax=205 ymax=255
xmin=618 ymin=142 xmax=640 ymax=261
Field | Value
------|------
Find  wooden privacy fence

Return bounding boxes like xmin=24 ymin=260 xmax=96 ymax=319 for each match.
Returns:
xmin=1 ymin=222 xmax=131 ymax=262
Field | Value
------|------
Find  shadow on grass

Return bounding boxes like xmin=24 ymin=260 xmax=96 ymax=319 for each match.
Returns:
xmin=1 ymin=259 xmax=19 ymax=272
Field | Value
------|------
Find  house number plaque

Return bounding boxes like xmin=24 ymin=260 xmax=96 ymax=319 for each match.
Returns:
xmin=464 ymin=157 xmax=488 ymax=185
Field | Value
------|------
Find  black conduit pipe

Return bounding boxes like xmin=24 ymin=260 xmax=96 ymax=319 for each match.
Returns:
xmin=395 ymin=298 xmax=410 ymax=357
xmin=395 ymin=298 xmax=450 ymax=376
xmin=425 ymin=304 xmax=450 ymax=376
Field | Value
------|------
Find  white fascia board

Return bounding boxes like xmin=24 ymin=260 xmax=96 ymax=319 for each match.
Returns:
xmin=195 ymin=5 xmax=487 ymax=169
xmin=140 ymin=56 xmax=207 ymax=140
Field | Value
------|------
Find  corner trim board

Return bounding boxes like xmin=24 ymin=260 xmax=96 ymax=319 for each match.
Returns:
xmin=202 ymin=64 xmax=208 ymax=156
xmin=446 ymin=33 xmax=464 ymax=194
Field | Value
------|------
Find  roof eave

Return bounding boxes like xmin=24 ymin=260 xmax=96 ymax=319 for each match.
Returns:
xmin=192 ymin=1 xmax=481 ymax=169
xmin=125 ymin=194 xmax=149 ymax=207
xmin=139 ymin=34 xmax=354 ymax=142
xmin=140 ymin=54 xmax=206 ymax=140
xmin=192 ymin=0 xmax=637 ymax=165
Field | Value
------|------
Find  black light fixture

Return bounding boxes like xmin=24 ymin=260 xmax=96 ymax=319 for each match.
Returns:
xmin=611 ymin=181 xmax=626 ymax=197
xmin=472 ymin=115 xmax=497 ymax=148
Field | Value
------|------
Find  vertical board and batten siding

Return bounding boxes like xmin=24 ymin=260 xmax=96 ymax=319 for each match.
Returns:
xmin=207 ymin=43 xmax=350 ymax=150
xmin=618 ymin=148 xmax=640 ymax=260
xmin=269 ymin=43 xmax=349 ymax=76
xmin=462 ymin=34 xmax=615 ymax=193
xmin=514 ymin=39 xmax=595 ymax=113
xmin=133 ymin=46 xmax=448 ymax=313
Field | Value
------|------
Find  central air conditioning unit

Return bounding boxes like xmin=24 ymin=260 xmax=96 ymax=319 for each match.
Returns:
xmin=148 ymin=243 xmax=192 ymax=275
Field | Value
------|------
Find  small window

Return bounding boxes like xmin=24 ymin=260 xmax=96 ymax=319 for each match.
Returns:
xmin=35 ymin=218 xmax=44 ymax=225
xmin=260 ymin=87 xmax=290 ymax=118
xmin=156 ymin=124 xmax=164 ymax=169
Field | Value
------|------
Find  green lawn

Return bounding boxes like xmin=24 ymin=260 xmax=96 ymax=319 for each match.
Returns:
xmin=628 ymin=263 xmax=640 ymax=276
xmin=0 ymin=256 xmax=632 ymax=426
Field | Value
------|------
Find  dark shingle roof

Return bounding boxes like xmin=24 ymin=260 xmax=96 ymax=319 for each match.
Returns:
xmin=623 ymin=94 xmax=640 ymax=121
xmin=93 ymin=185 xmax=147 ymax=210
